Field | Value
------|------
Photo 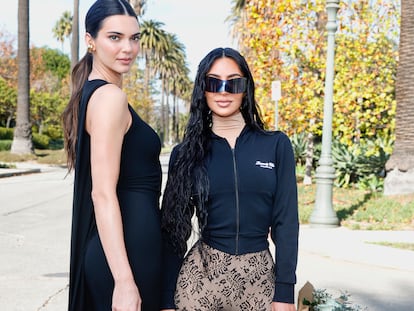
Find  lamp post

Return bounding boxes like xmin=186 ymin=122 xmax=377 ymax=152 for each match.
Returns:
xmin=310 ymin=0 xmax=340 ymax=227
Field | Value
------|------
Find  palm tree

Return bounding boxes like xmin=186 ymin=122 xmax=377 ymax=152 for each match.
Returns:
xmin=139 ymin=19 xmax=169 ymax=142
xmin=384 ymin=0 xmax=414 ymax=195
xmin=71 ymin=0 xmax=79 ymax=69
xmin=140 ymin=20 xmax=169 ymax=89
xmin=11 ymin=0 xmax=33 ymax=154
xmin=170 ymin=74 xmax=192 ymax=142
xmin=153 ymin=33 xmax=187 ymax=145
xmin=52 ymin=11 xmax=72 ymax=52
xmin=129 ymin=0 xmax=147 ymax=16
xmin=228 ymin=0 xmax=246 ymax=53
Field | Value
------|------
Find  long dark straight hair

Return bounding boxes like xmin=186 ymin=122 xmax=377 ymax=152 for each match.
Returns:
xmin=62 ymin=0 xmax=137 ymax=171
xmin=161 ymin=47 xmax=265 ymax=256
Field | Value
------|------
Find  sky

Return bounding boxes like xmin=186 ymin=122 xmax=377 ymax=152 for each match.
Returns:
xmin=0 ymin=0 xmax=237 ymax=79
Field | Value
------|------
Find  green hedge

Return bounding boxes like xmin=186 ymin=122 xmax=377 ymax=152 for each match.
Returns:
xmin=32 ymin=133 xmax=50 ymax=149
xmin=0 ymin=128 xmax=13 ymax=140
xmin=0 ymin=140 xmax=12 ymax=151
xmin=0 ymin=127 xmax=65 ymax=150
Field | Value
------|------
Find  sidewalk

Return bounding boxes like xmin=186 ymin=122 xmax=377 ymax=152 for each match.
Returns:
xmin=298 ymin=225 xmax=414 ymax=272
xmin=295 ymin=226 xmax=414 ymax=310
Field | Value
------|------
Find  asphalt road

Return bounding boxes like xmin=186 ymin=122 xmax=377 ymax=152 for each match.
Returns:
xmin=1 ymin=159 xmax=413 ymax=310
xmin=0 ymin=166 xmax=72 ymax=311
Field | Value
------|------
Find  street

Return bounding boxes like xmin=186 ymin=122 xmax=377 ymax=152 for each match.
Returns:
xmin=0 ymin=167 xmax=72 ymax=311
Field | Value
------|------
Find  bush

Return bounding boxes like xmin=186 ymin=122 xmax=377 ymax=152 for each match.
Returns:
xmin=43 ymin=125 xmax=63 ymax=140
xmin=331 ymin=137 xmax=392 ymax=191
xmin=0 ymin=129 xmax=63 ymax=151
xmin=0 ymin=140 xmax=12 ymax=151
xmin=48 ymin=138 xmax=64 ymax=150
xmin=0 ymin=127 xmax=13 ymax=140
xmin=32 ymin=133 xmax=50 ymax=149
xmin=291 ymin=132 xmax=308 ymax=166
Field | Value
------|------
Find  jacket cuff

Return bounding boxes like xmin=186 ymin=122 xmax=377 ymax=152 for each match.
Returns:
xmin=273 ymin=282 xmax=295 ymax=303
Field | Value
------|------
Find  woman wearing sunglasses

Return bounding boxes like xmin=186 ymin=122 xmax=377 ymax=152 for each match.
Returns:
xmin=160 ymin=47 xmax=299 ymax=311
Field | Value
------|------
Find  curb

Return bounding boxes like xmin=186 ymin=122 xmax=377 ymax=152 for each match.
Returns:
xmin=0 ymin=168 xmax=42 ymax=178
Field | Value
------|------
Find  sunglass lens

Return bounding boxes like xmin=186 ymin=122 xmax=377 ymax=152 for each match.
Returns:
xmin=205 ymin=77 xmax=223 ymax=93
xmin=226 ymin=78 xmax=247 ymax=93
xmin=205 ymin=77 xmax=247 ymax=94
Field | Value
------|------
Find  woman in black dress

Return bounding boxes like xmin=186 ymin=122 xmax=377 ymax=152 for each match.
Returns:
xmin=62 ymin=1 xmax=162 ymax=310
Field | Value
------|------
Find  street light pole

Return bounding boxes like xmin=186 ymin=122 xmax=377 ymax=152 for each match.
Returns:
xmin=310 ymin=0 xmax=340 ymax=227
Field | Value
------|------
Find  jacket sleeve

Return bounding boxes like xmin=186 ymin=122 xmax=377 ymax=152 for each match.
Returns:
xmin=271 ymin=132 xmax=299 ymax=304
xmin=160 ymin=146 xmax=184 ymax=309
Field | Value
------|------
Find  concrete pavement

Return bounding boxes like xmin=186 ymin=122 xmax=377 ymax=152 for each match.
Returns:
xmin=295 ymin=226 xmax=414 ymax=310
xmin=0 ymin=156 xmax=413 ymax=310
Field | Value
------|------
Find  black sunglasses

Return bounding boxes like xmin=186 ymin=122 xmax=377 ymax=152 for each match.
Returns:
xmin=205 ymin=76 xmax=247 ymax=94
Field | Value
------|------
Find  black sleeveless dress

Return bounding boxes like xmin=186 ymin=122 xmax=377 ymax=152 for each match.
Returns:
xmin=68 ymin=79 xmax=162 ymax=311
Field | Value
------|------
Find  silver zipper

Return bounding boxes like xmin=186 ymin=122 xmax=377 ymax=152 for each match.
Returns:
xmin=231 ymin=148 xmax=240 ymax=255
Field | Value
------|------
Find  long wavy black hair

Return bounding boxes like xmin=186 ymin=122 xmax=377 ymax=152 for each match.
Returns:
xmin=161 ymin=47 xmax=265 ymax=256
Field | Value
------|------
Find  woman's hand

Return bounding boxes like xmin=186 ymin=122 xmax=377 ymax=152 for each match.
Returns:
xmin=112 ymin=279 xmax=141 ymax=311
xmin=271 ymin=301 xmax=296 ymax=311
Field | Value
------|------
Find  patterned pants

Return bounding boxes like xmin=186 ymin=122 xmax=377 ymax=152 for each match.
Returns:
xmin=175 ymin=242 xmax=275 ymax=311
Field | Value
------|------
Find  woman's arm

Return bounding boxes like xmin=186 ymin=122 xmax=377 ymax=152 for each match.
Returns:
xmin=86 ymin=84 xmax=139 ymax=310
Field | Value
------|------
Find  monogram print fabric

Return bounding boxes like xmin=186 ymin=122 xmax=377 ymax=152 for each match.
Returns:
xmin=175 ymin=242 xmax=275 ymax=311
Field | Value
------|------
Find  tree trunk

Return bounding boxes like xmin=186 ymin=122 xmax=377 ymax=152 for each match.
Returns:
xmin=11 ymin=0 xmax=33 ymax=154
xmin=173 ymin=95 xmax=179 ymax=143
xmin=71 ymin=0 xmax=79 ymax=69
xmin=160 ymin=79 xmax=165 ymax=147
xmin=165 ymin=80 xmax=170 ymax=145
xmin=384 ymin=0 xmax=414 ymax=195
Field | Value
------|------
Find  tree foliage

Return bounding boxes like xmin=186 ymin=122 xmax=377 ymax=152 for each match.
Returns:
xmin=31 ymin=47 xmax=71 ymax=91
xmin=0 ymin=30 xmax=17 ymax=128
xmin=236 ymin=0 xmax=399 ymax=147
xmin=0 ymin=30 xmax=70 ymax=137
xmin=0 ymin=29 xmax=17 ymax=83
xmin=0 ymin=77 xmax=17 ymax=128
xmin=52 ymin=10 xmax=72 ymax=51
xmin=123 ymin=63 xmax=156 ymax=126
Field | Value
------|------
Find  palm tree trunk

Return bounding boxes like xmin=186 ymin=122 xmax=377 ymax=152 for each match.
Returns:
xmin=165 ymin=80 xmax=170 ymax=144
xmin=11 ymin=0 xmax=33 ymax=154
xmin=160 ymin=79 xmax=165 ymax=147
xmin=384 ymin=0 xmax=414 ymax=195
xmin=173 ymin=95 xmax=179 ymax=143
xmin=71 ymin=0 xmax=79 ymax=69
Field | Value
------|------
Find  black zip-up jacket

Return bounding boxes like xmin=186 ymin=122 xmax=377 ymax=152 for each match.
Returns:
xmin=161 ymin=126 xmax=299 ymax=309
